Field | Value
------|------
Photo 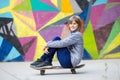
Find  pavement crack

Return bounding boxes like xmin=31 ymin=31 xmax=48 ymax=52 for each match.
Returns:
xmin=102 ymin=63 xmax=108 ymax=80
xmin=105 ymin=63 xmax=108 ymax=72
xmin=0 ymin=67 xmax=21 ymax=80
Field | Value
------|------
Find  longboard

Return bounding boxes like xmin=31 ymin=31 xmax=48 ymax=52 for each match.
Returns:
xmin=30 ymin=64 xmax=85 ymax=75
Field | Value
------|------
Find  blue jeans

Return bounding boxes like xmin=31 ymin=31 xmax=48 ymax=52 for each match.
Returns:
xmin=40 ymin=36 xmax=73 ymax=68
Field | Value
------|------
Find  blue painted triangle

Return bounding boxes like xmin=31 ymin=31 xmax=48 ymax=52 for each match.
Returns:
xmin=7 ymin=56 xmax=24 ymax=62
xmin=79 ymin=4 xmax=89 ymax=23
xmin=3 ymin=47 xmax=21 ymax=61
xmin=82 ymin=49 xmax=92 ymax=60
xmin=0 ymin=38 xmax=12 ymax=61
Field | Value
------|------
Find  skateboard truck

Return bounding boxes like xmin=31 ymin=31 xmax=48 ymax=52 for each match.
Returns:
xmin=40 ymin=70 xmax=45 ymax=75
xmin=71 ymin=69 xmax=76 ymax=74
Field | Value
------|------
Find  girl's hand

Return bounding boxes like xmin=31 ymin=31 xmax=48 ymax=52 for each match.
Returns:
xmin=43 ymin=45 xmax=49 ymax=54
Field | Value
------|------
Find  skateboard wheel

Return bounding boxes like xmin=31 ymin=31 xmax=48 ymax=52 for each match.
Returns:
xmin=40 ymin=70 xmax=45 ymax=75
xmin=71 ymin=69 xmax=76 ymax=74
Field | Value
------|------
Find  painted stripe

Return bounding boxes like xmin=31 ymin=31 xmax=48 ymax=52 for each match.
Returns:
xmin=0 ymin=36 xmax=3 ymax=47
xmin=0 ymin=12 xmax=13 ymax=18
xmin=104 ymin=52 xmax=120 ymax=59
xmin=93 ymin=0 xmax=107 ymax=6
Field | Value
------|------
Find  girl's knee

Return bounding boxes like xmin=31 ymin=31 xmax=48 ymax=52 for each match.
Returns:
xmin=52 ymin=36 xmax=61 ymax=41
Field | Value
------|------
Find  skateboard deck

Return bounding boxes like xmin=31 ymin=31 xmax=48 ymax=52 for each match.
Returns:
xmin=31 ymin=64 xmax=85 ymax=75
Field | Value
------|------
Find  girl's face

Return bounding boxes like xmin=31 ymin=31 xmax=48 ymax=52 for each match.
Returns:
xmin=69 ymin=20 xmax=79 ymax=32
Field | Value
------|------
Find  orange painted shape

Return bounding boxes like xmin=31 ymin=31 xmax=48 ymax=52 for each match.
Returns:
xmin=61 ymin=0 xmax=73 ymax=13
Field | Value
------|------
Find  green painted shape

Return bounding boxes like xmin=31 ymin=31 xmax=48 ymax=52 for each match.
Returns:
xmin=100 ymin=17 xmax=120 ymax=56
xmin=83 ymin=21 xmax=99 ymax=59
xmin=57 ymin=0 xmax=61 ymax=10
xmin=30 ymin=0 xmax=59 ymax=11
xmin=13 ymin=0 xmax=32 ymax=10
xmin=105 ymin=2 xmax=120 ymax=10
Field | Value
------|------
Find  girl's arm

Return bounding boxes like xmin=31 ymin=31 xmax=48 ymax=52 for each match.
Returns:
xmin=46 ymin=32 xmax=81 ymax=48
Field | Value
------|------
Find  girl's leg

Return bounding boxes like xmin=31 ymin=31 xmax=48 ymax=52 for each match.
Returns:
xmin=31 ymin=36 xmax=61 ymax=66
xmin=40 ymin=36 xmax=61 ymax=63
xmin=57 ymin=47 xmax=73 ymax=68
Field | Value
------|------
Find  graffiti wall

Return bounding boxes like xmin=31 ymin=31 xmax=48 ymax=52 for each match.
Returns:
xmin=0 ymin=0 xmax=120 ymax=61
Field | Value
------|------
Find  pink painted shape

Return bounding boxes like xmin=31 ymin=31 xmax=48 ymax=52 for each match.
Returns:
xmin=108 ymin=0 xmax=120 ymax=2
xmin=14 ymin=0 xmax=24 ymax=6
xmin=90 ymin=4 xmax=106 ymax=30
xmin=19 ymin=37 xmax=33 ymax=46
xmin=95 ymin=5 xmax=120 ymax=30
xmin=24 ymin=37 xmax=37 ymax=61
xmin=41 ymin=0 xmax=57 ymax=8
xmin=19 ymin=36 xmax=37 ymax=61
xmin=33 ymin=11 xmax=58 ymax=30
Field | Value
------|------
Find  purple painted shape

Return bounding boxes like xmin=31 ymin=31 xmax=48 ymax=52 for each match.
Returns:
xmin=108 ymin=0 xmax=120 ymax=2
xmin=19 ymin=37 xmax=37 ymax=61
xmin=33 ymin=11 xmax=58 ymax=30
xmin=40 ymin=24 xmax=64 ymax=42
xmin=95 ymin=5 xmax=120 ymax=30
xmin=90 ymin=4 xmax=105 ymax=30
xmin=41 ymin=0 xmax=57 ymax=8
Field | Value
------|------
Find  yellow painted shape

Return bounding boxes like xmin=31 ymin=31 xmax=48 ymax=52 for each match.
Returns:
xmin=33 ymin=33 xmax=46 ymax=60
xmin=61 ymin=0 xmax=73 ymax=13
xmin=104 ymin=52 xmax=120 ymax=59
xmin=0 ymin=7 xmax=11 ymax=14
xmin=102 ymin=33 xmax=120 ymax=54
xmin=11 ymin=11 xmax=36 ymax=37
xmin=39 ymin=12 xmax=73 ymax=31
xmin=51 ymin=0 xmax=58 ymax=8
xmin=12 ymin=11 xmax=36 ymax=31
xmin=10 ymin=0 xmax=17 ymax=8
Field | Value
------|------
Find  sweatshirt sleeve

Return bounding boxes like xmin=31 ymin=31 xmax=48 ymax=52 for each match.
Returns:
xmin=46 ymin=33 xmax=81 ymax=48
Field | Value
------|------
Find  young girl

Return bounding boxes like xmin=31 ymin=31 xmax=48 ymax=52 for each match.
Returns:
xmin=30 ymin=15 xmax=83 ymax=68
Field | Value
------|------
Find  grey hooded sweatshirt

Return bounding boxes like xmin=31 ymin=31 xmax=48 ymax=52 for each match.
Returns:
xmin=47 ymin=30 xmax=83 ymax=67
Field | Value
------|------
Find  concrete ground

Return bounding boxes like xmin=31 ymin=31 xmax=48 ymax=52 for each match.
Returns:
xmin=0 ymin=59 xmax=120 ymax=80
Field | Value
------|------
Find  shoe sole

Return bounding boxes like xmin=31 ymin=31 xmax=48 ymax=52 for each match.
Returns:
xmin=30 ymin=65 xmax=36 ymax=68
xmin=31 ymin=65 xmax=53 ymax=70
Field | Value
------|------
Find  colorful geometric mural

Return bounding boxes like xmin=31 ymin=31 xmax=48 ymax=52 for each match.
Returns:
xmin=90 ymin=0 xmax=120 ymax=59
xmin=0 ymin=0 xmax=120 ymax=61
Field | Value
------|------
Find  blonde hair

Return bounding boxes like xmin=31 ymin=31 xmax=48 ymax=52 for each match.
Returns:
xmin=68 ymin=15 xmax=82 ymax=31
